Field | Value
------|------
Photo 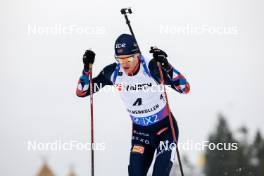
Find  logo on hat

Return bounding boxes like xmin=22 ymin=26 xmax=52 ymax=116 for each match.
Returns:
xmin=115 ymin=43 xmax=126 ymax=49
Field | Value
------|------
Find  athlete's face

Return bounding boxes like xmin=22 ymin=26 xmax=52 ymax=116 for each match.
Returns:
xmin=116 ymin=54 xmax=140 ymax=74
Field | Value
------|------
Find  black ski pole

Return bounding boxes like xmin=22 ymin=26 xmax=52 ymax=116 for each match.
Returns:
xmin=120 ymin=8 xmax=185 ymax=176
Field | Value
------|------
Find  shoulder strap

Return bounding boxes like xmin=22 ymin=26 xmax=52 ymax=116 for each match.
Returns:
xmin=139 ymin=55 xmax=151 ymax=77
xmin=112 ymin=63 xmax=120 ymax=84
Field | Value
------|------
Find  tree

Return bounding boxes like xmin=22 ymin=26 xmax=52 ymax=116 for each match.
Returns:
xmin=204 ymin=113 xmax=253 ymax=176
xmin=251 ymin=130 xmax=264 ymax=176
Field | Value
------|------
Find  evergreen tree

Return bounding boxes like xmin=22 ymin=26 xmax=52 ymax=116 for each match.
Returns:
xmin=204 ymin=114 xmax=253 ymax=176
xmin=252 ymin=130 xmax=264 ymax=176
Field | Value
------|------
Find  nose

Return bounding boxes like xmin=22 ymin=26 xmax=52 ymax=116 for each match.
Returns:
xmin=122 ymin=61 xmax=131 ymax=68
xmin=122 ymin=61 xmax=129 ymax=66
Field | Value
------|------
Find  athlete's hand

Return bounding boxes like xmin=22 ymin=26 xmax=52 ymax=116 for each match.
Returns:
xmin=83 ymin=50 xmax=95 ymax=70
xmin=149 ymin=47 xmax=170 ymax=69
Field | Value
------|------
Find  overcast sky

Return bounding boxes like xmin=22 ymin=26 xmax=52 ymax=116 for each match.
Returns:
xmin=1 ymin=0 xmax=264 ymax=175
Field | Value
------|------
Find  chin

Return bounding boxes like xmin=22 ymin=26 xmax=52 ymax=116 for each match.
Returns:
xmin=124 ymin=69 xmax=132 ymax=74
xmin=125 ymin=70 xmax=132 ymax=74
xmin=123 ymin=67 xmax=130 ymax=71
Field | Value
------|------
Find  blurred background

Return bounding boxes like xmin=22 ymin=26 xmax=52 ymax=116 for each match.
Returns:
xmin=0 ymin=0 xmax=264 ymax=175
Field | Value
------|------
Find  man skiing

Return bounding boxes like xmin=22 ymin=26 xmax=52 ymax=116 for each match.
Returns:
xmin=76 ymin=34 xmax=190 ymax=176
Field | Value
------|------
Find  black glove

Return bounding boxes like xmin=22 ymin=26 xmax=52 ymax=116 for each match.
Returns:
xmin=149 ymin=47 xmax=170 ymax=70
xmin=83 ymin=50 xmax=95 ymax=71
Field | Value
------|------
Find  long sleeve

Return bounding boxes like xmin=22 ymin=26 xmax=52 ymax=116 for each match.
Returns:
xmin=76 ymin=63 xmax=117 ymax=97
xmin=164 ymin=64 xmax=190 ymax=94
xmin=149 ymin=59 xmax=190 ymax=94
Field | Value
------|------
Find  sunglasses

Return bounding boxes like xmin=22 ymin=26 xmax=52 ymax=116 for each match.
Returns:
xmin=115 ymin=55 xmax=135 ymax=64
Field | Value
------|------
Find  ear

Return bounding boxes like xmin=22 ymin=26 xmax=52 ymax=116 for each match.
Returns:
xmin=135 ymin=53 xmax=140 ymax=57
xmin=136 ymin=56 xmax=140 ymax=63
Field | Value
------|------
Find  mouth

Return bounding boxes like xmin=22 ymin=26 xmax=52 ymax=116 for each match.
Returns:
xmin=123 ymin=66 xmax=130 ymax=70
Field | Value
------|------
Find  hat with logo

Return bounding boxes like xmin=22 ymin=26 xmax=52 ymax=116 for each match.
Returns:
xmin=114 ymin=34 xmax=140 ymax=56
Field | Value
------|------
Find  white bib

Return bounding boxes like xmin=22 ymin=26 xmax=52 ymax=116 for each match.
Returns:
xmin=113 ymin=58 xmax=168 ymax=126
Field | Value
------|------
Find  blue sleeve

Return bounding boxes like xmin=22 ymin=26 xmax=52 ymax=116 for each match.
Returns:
xmin=148 ymin=59 xmax=190 ymax=94
xmin=76 ymin=63 xmax=117 ymax=97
